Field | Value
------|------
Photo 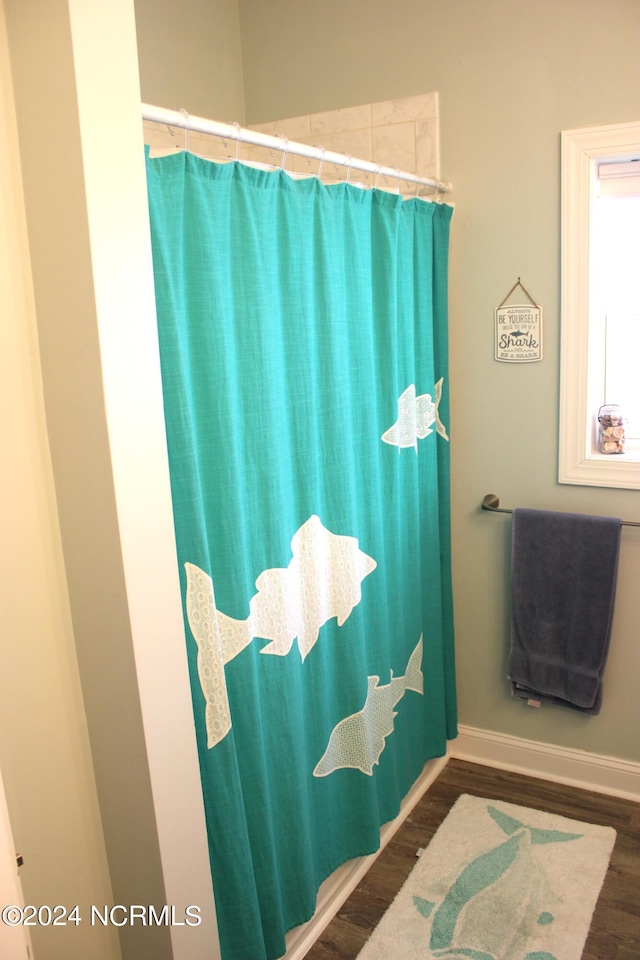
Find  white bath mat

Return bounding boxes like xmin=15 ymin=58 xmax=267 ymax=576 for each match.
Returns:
xmin=357 ymin=793 xmax=615 ymax=960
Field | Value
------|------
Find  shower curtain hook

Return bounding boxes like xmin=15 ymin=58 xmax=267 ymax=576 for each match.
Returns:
xmin=317 ymin=145 xmax=326 ymax=180
xmin=374 ymin=164 xmax=382 ymax=190
xmin=278 ymin=134 xmax=289 ymax=171
xmin=179 ymin=108 xmax=191 ymax=153
xmin=232 ymin=121 xmax=241 ymax=161
xmin=344 ymin=154 xmax=353 ymax=183
xmin=395 ymin=168 xmax=402 ymax=194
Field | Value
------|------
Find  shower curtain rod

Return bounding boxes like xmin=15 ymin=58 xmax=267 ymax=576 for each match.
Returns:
xmin=142 ymin=103 xmax=453 ymax=197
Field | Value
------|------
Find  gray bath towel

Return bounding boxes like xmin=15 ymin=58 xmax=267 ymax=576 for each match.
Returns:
xmin=508 ymin=508 xmax=622 ymax=714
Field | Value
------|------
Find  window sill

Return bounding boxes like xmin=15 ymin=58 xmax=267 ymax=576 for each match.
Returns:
xmin=559 ymin=446 xmax=640 ymax=489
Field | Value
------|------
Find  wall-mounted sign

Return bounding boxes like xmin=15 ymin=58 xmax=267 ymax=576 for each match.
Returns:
xmin=494 ymin=279 xmax=543 ymax=363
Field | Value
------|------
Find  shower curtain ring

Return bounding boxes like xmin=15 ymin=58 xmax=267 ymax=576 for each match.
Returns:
xmin=374 ymin=164 xmax=382 ymax=190
xmin=231 ymin=122 xmax=242 ymax=161
xmin=278 ymin=134 xmax=289 ymax=171
xmin=345 ymin=154 xmax=353 ymax=183
xmin=317 ymin=145 xmax=326 ymax=180
xmin=179 ymin=108 xmax=191 ymax=153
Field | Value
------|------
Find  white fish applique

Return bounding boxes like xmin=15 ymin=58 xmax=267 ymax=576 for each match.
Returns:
xmin=313 ymin=636 xmax=424 ymax=777
xmin=185 ymin=516 xmax=377 ymax=748
xmin=381 ymin=378 xmax=449 ymax=451
xmin=249 ymin=515 xmax=377 ymax=661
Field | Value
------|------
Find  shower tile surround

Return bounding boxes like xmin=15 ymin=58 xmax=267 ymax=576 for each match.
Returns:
xmin=144 ymin=92 xmax=440 ymax=195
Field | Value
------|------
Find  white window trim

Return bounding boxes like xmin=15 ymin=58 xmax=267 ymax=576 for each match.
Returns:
xmin=559 ymin=121 xmax=640 ymax=490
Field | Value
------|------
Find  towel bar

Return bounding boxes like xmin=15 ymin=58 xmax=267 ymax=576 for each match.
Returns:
xmin=481 ymin=494 xmax=640 ymax=528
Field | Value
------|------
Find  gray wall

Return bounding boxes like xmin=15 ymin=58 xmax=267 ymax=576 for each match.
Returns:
xmin=234 ymin=0 xmax=640 ymax=763
xmin=138 ymin=0 xmax=640 ymax=762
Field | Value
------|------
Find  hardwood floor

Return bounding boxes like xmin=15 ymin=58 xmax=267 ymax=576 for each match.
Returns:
xmin=303 ymin=759 xmax=640 ymax=960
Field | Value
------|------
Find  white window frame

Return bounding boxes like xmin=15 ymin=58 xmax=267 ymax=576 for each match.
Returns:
xmin=559 ymin=120 xmax=640 ymax=490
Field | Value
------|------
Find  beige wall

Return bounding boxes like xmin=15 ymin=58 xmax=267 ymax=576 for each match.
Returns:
xmin=2 ymin=2 xmax=216 ymax=959
xmin=0 ymin=3 xmax=120 ymax=957
xmin=236 ymin=0 xmax=640 ymax=761
xmin=135 ymin=0 xmax=245 ymax=122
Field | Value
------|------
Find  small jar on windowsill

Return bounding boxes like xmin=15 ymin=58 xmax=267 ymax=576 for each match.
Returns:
xmin=598 ymin=404 xmax=627 ymax=454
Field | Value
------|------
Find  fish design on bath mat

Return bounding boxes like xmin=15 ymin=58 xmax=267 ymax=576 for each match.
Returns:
xmin=382 ymin=378 xmax=449 ymax=451
xmin=184 ymin=515 xmax=377 ymax=748
xmin=413 ymin=804 xmax=582 ymax=960
xmin=313 ymin=635 xmax=423 ymax=777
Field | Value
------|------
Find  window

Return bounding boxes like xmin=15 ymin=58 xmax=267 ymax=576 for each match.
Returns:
xmin=559 ymin=121 xmax=640 ymax=489
xmin=592 ymin=165 xmax=640 ymax=439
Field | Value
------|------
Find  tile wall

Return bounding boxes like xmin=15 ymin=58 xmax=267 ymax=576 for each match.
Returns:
xmin=144 ymin=92 xmax=440 ymax=196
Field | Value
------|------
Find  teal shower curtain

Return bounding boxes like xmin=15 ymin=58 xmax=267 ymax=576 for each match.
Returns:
xmin=145 ymin=150 xmax=457 ymax=960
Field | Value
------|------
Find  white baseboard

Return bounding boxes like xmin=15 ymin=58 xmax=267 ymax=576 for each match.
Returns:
xmin=283 ymin=753 xmax=449 ymax=960
xmin=450 ymin=724 xmax=640 ymax=803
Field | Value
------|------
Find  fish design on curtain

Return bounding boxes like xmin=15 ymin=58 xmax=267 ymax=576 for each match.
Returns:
xmin=146 ymin=149 xmax=456 ymax=960
xmin=382 ymin=378 xmax=449 ymax=450
xmin=184 ymin=515 xmax=377 ymax=748
xmin=313 ymin=635 xmax=424 ymax=777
